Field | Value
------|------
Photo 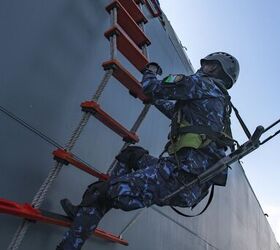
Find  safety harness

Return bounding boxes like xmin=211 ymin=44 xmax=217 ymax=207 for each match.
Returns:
xmin=166 ymin=99 xmax=233 ymax=217
xmin=160 ymin=74 xmax=237 ymax=157
xmin=161 ymin=75 xmax=238 ymax=217
xmin=165 ymin=97 xmax=236 ymax=156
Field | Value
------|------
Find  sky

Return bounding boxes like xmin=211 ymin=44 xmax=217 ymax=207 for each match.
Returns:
xmin=159 ymin=0 xmax=280 ymax=243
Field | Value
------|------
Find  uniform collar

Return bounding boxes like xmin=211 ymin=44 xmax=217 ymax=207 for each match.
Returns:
xmin=195 ymin=69 xmax=229 ymax=94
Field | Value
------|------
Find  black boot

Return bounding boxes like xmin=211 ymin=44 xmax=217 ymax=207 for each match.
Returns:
xmin=60 ymin=199 xmax=79 ymax=219
xmin=56 ymin=206 xmax=106 ymax=250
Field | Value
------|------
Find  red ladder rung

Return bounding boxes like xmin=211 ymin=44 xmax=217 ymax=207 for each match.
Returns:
xmin=0 ymin=198 xmax=128 ymax=246
xmin=81 ymin=101 xmax=139 ymax=143
xmin=106 ymin=1 xmax=151 ymax=48
xmin=53 ymin=149 xmax=109 ymax=180
xmin=116 ymin=0 xmax=147 ymax=24
xmin=104 ymin=25 xmax=148 ymax=72
xmin=102 ymin=59 xmax=150 ymax=103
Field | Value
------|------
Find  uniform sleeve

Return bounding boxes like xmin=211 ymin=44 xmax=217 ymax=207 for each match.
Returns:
xmin=153 ymin=99 xmax=175 ymax=119
xmin=141 ymin=70 xmax=216 ymax=101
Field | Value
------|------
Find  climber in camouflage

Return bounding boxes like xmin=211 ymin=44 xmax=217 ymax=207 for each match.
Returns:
xmin=56 ymin=52 xmax=240 ymax=250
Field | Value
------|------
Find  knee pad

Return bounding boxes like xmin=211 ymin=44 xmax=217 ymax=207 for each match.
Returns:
xmin=80 ymin=181 xmax=109 ymax=209
xmin=115 ymin=146 xmax=149 ymax=170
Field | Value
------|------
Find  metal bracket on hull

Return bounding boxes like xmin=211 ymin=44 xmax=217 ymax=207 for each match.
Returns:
xmin=0 ymin=198 xmax=128 ymax=246
xmin=81 ymin=101 xmax=139 ymax=143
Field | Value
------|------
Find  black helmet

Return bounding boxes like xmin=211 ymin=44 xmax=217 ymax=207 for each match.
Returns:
xmin=200 ymin=52 xmax=240 ymax=89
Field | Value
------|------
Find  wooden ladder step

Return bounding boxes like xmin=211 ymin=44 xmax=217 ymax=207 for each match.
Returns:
xmin=103 ymin=59 xmax=150 ymax=103
xmin=117 ymin=0 xmax=147 ymax=24
xmin=0 ymin=198 xmax=128 ymax=246
xmin=53 ymin=149 xmax=109 ymax=180
xmin=81 ymin=101 xmax=139 ymax=143
xmin=105 ymin=25 xmax=149 ymax=72
xmin=106 ymin=1 xmax=151 ymax=47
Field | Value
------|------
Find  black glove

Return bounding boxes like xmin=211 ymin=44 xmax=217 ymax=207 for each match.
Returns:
xmin=142 ymin=62 xmax=163 ymax=76
xmin=115 ymin=146 xmax=149 ymax=170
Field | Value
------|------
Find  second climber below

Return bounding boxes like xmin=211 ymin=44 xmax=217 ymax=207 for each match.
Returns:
xmin=56 ymin=52 xmax=240 ymax=250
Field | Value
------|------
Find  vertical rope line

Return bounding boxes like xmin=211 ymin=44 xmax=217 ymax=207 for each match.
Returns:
xmin=141 ymin=44 xmax=148 ymax=59
xmin=64 ymin=113 xmax=91 ymax=151
xmin=31 ymin=162 xmax=62 ymax=206
xmin=130 ymin=104 xmax=151 ymax=133
xmin=91 ymin=69 xmax=113 ymax=102
xmin=110 ymin=8 xmax=118 ymax=60
xmin=7 ymin=220 xmax=29 ymax=250
xmin=31 ymin=163 xmax=64 ymax=208
xmin=113 ymin=7 xmax=117 ymax=24
xmin=110 ymin=35 xmax=117 ymax=60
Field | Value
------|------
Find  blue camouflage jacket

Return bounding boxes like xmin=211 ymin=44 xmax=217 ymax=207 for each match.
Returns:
xmin=141 ymin=69 xmax=231 ymax=186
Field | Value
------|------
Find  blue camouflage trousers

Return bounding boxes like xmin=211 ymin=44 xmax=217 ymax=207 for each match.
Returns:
xmin=59 ymin=149 xmax=217 ymax=250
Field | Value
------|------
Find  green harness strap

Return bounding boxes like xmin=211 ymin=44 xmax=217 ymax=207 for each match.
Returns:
xmin=167 ymin=120 xmax=211 ymax=155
